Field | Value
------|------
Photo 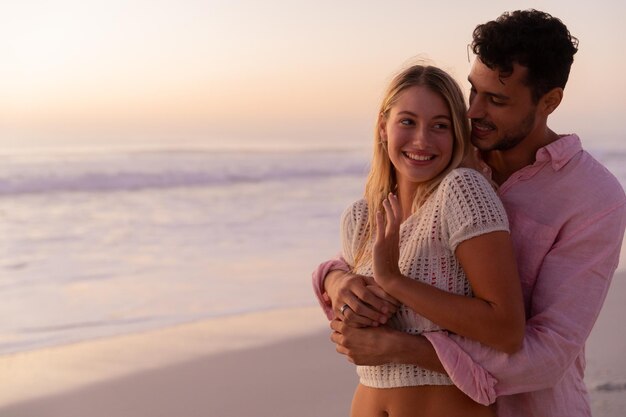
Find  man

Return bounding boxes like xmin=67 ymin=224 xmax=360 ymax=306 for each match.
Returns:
xmin=313 ymin=9 xmax=626 ymax=416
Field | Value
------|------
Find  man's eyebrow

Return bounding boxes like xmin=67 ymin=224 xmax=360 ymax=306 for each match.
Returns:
xmin=467 ymin=77 xmax=510 ymax=101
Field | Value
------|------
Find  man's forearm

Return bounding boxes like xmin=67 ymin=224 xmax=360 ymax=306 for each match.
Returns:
xmin=388 ymin=331 xmax=447 ymax=374
xmin=332 ymin=319 xmax=447 ymax=374
xmin=312 ymin=255 xmax=349 ymax=319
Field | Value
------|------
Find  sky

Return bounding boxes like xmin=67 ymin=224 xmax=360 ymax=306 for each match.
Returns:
xmin=2 ymin=0 xmax=625 ymax=151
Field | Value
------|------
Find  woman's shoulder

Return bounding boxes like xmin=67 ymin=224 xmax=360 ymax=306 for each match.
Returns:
xmin=340 ymin=199 xmax=369 ymax=244
xmin=443 ymin=167 xmax=489 ymax=182
xmin=342 ymin=198 xmax=368 ymax=224
xmin=439 ymin=167 xmax=495 ymax=194
xmin=344 ymin=198 xmax=368 ymax=212
xmin=437 ymin=169 xmax=509 ymax=246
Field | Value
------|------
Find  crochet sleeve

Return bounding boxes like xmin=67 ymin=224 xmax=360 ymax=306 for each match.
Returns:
xmin=309 ymin=203 xmax=362 ymax=321
xmin=340 ymin=199 xmax=367 ymax=267
xmin=441 ymin=168 xmax=509 ymax=251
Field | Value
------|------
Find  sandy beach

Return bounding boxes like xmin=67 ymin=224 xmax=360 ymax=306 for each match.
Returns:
xmin=1 ymin=270 xmax=625 ymax=417
xmin=0 ymin=307 xmax=357 ymax=417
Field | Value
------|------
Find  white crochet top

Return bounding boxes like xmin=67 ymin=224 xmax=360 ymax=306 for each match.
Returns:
xmin=341 ymin=168 xmax=509 ymax=388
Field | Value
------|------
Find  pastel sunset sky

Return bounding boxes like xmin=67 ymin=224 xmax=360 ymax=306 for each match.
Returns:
xmin=2 ymin=0 xmax=625 ymax=151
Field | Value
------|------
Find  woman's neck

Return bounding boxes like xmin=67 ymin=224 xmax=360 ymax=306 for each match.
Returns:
xmin=396 ymin=181 xmax=419 ymax=222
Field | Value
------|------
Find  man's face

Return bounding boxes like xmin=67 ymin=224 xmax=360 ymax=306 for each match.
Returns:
xmin=467 ymin=59 xmax=538 ymax=152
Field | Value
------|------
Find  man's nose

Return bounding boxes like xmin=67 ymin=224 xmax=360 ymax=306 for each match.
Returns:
xmin=467 ymin=95 xmax=485 ymax=119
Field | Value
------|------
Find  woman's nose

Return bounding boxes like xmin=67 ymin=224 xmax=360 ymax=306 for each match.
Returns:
xmin=412 ymin=126 xmax=430 ymax=146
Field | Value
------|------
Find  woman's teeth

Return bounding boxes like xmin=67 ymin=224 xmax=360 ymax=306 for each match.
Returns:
xmin=405 ymin=152 xmax=434 ymax=161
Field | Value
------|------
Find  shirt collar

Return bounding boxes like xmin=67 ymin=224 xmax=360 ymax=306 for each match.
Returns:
xmin=534 ymin=134 xmax=582 ymax=171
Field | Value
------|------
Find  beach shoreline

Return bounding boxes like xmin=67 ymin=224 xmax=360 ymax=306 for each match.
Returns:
xmin=0 ymin=307 xmax=346 ymax=409
xmin=1 ymin=326 xmax=357 ymax=417
xmin=2 ymin=269 xmax=625 ymax=417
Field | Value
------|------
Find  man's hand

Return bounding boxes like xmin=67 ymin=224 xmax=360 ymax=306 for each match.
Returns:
xmin=324 ymin=269 xmax=398 ymax=327
xmin=330 ymin=318 xmax=399 ymax=365
xmin=330 ymin=319 xmax=447 ymax=373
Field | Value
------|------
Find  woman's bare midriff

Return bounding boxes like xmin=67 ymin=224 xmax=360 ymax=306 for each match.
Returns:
xmin=350 ymin=384 xmax=496 ymax=417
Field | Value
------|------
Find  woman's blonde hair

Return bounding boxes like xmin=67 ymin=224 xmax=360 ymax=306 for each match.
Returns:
xmin=353 ymin=64 xmax=471 ymax=268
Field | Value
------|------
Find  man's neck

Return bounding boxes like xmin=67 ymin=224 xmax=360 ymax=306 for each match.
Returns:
xmin=484 ymin=128 xmax=560 ymax=185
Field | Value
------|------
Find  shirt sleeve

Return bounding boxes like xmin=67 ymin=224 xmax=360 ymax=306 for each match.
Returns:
xmin=440 ymin=169 xmax=509 ymax=251
xmin=312 ymin=254 xmax=350 ymax=320
xmin=339 ymin=199 xmax=366 ymax=267
xmin=311 ymin=201 xmax=362 ymax=320
xmin=424 ymin=200 xmax=626 ymax=405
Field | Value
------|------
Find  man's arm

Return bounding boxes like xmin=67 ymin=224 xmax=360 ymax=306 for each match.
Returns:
xmin=424 ymin=202 xmax=626 ymax=405
xmin=312 ymin=254 xmax=351 ymax=320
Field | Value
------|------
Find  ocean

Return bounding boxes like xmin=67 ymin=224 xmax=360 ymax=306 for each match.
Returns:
xmin=0 ymin=146 xmax=369 ymax=354
xmin=0 ymin=142 xmax=624 ymax=355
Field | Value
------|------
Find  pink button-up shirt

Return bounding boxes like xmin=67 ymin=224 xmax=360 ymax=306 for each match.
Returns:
xmin=312 ymin=134 xmax=626 ymax=417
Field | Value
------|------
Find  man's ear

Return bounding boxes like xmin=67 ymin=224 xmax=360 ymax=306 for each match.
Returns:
xmin=541 ymin=87 xmax=563 ymax=116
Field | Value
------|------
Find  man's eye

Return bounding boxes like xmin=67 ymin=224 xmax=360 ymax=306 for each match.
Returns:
xmin=490 ymin=97 xmax=506 ymax=105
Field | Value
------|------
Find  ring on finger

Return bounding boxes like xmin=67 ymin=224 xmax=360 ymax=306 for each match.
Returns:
xmin=340 ymin=303 xmax=351 ymax=315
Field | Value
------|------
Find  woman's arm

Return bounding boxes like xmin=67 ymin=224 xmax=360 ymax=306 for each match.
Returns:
xmin=317 ymin=201 xmax=399 ymax=327
xmin=373 ymin=194 xmax=525 ymax=354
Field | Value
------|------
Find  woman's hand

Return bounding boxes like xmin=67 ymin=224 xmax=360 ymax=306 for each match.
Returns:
xmin=373 ymin=193 xmax=404 ymax=290
xmin=325 ymin=269 xmax=399 ymax=328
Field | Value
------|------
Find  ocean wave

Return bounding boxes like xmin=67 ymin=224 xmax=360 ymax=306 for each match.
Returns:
xmin=591 ymin=381 xmax=626 ymax=392
xmin=0 ymin=149 xmax=369 ymax=196
xmin=2 ymin=146 xmax=623 ymax=197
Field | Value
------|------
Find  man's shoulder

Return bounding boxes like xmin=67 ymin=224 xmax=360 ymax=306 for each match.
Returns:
xmin=532 ymin=148 xmax=626 ymax=227
xmin=551 ymin=134 xmax=623 ymax=199
xmin=568 ymin=149 xmax=625 ymax=202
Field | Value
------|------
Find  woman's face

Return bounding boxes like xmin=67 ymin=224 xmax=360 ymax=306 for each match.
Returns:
xmin=381 ymin=85 xmax=454 ymax=192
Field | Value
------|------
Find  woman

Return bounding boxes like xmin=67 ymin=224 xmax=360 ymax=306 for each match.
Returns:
xmin=330 ymin=64 xmax=525 ymax=416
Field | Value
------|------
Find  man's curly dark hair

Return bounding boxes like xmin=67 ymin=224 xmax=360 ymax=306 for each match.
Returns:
xmin=471 ymin=9 xmax=579 ymax=103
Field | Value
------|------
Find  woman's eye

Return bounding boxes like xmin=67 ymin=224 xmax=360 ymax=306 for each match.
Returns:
xmin=400 ymin=119 xmax=414 ymax=126
xmin=434 ymin=123 xmax=449 ymax=129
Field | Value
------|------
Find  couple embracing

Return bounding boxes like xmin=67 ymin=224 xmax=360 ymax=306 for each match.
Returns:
xmin=313 ymin=9 xmax=626 ymax=417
